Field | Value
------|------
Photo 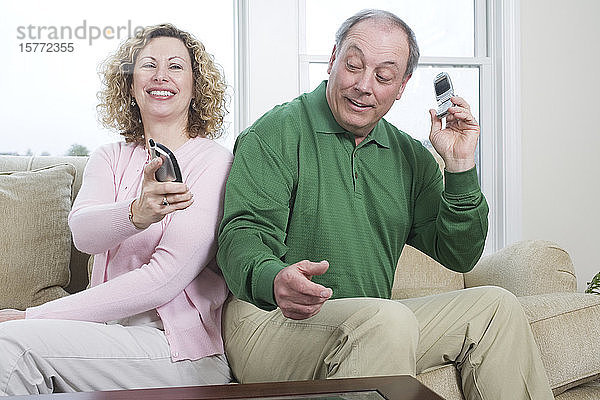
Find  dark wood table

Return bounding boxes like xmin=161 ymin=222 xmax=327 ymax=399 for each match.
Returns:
xmin=12 ymin=376 xmax=445 ymax=399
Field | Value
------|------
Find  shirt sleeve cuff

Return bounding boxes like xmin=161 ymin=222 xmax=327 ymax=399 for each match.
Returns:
xmin=444 ymin=166 xmax=480 ymax=195
xmin=254 ymin=260 xmax=286 ymax=308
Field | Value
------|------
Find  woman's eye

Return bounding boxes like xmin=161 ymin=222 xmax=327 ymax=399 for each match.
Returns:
xmin=170 ymin=64 xmax=183 ymax=70
xmin=141 ymin=63 xmax=155 ymax=68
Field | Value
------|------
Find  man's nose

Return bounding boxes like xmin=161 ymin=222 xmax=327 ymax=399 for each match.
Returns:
xmin=354 ymin=72 xmax=373 ymax=95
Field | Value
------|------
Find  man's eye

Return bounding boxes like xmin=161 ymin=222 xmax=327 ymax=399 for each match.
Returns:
xmin=346 ymin=61 xmax=359 ymax=70
xmin=376 ymin=74 xmax=391 ymax=82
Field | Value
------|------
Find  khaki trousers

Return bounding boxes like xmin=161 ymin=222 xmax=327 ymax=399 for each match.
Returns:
xmin=223 ymin=286 xmax=553 ymax=400
xmin=0 ymin=319 xmax=231 ymax=396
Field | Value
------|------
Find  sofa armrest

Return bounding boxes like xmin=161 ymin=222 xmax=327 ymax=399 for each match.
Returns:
xmin=464 ymin=240 xmax=577 ymax=296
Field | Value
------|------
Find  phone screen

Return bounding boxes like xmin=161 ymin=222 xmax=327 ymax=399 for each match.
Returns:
xmin=435 ymin=79 xmax=451 ymax=96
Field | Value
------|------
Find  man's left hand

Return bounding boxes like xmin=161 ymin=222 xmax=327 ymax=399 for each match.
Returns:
xmin=429 ymin=96 xmax=480 ymax=173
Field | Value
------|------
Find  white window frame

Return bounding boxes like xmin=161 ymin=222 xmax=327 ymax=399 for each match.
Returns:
xmin=234 ymin=0 xmax=521 ymax=253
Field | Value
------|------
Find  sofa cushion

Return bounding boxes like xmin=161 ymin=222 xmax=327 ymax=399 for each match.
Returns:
xmin=392 ymin=245 xmax=464 ymax=300
xmin=416 ymin=364 xmax=463 ymax=400
xmin=0 ymin=164 xmax=75 ymax=309
xmin=555 ymin=378 xmax=600 ymax=400
xmin=519 ymin=293 xmax=600 ymax=396
xmin=465 ymin=240 xmax=577 ymax=296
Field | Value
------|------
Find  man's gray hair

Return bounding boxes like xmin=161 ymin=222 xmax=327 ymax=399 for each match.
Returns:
xmin=334 ymin=9 xmax=420 ymax=79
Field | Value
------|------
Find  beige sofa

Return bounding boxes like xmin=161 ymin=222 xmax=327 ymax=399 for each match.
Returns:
xmin=1 ymin=154 xmax=600 ymax=399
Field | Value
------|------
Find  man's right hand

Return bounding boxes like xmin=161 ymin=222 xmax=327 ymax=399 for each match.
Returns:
xmin=274 ymin=260 xmax=333 ymax=320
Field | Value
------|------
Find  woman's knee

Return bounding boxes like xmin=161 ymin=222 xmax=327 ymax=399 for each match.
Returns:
xmin=0 ymin=320 xmax=30 ymax=354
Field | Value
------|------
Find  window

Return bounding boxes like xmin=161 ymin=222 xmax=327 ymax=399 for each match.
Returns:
xmin=300 ymin=0 xmax=484 ymax=160
xmin=2 ymin=0 xmax=235 ymax=156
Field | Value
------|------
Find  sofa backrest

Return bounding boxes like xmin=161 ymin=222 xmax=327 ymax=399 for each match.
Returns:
xmin=0 ymin=148 xmax=466 ymax=300
xmin=0 ymin=155 xmax=90 ymax=294
xmin=392 ymin=245 xmax=465 ymax=299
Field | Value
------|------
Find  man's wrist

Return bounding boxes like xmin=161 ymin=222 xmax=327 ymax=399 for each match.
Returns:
xmin=443 ymin=158 xmax=476 ymax=173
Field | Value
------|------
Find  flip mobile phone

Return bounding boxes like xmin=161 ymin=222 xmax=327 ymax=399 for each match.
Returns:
xmin=148 ymin=138 xmax=182 ymax=183
xmin=434 ymin=72 xmax=454 ymax=118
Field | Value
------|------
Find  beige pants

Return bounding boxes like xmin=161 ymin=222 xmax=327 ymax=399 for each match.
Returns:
xmin=223 ymin=286 xmax=553 ymax=400
xmin=0 ymin=318 xmax=232 ymax=396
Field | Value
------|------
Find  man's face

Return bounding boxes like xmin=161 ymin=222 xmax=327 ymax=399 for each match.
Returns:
xmin=326 ymin=19 xmax=411 ymax=139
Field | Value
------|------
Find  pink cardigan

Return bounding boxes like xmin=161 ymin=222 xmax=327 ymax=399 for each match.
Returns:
xmin=26 ymin=137 xmax=232 ymax=361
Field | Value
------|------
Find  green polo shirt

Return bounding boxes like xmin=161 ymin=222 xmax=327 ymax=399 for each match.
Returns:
xmin=217 ymin=81 xmax=488 ymax=310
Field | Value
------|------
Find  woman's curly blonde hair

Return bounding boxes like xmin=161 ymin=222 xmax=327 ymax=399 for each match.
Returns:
xmin=97 ymin=23 xmax=227 ymax=143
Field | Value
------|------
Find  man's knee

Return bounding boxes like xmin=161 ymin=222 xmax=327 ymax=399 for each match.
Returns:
xmin=468 ymin=285 xmax=527 ymax=327
xmin=322 ymin=298 xmax=419 ymax=378
xmin=333 ymin=298 xmax=419 ymax=355
xmin=473 ymin=285 xmax=520 ymax=308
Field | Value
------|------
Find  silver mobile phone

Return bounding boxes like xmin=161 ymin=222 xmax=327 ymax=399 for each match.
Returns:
xmin=148 ymin=139 xmax=182 ymax=182
xmin=434 ymin=72 xmax=454 ymax=118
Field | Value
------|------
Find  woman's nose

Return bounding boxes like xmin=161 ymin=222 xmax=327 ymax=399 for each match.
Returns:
xmin=153 ymin=65 xmax=169 ymax=82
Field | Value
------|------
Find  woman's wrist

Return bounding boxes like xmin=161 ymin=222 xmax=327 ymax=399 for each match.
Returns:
xmin=128 ymin=199 xmax=146 ymax=230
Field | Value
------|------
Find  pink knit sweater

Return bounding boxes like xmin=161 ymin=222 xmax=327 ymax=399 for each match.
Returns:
xmin=26 ymin=137 xmax=233 ymax=361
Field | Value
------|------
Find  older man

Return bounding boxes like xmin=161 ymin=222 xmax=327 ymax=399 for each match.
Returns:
xmin=217 ymin=9 xmax=553 ymax=400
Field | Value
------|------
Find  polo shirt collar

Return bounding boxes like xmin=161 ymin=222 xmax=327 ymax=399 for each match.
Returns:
xmin=309 ymin=80 xmax=390 ymax=149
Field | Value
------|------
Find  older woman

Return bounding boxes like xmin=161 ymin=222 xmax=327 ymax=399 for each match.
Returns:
xmin=0 ymin=24 xmax=233 ymax=395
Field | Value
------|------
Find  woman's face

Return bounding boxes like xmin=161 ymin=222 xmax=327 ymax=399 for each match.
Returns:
xmin=131 ymin=36 xmax=194 ymax=125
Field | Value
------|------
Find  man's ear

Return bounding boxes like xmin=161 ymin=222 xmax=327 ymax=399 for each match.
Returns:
xmin=396 ymin=73 xmax=412 ymax=100
xmin=326 ymin=45 xmax=337 ymax=74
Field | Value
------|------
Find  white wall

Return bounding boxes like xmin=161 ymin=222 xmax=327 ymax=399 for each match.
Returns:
xmin=521 ymin=0 xmax=600 ymax=291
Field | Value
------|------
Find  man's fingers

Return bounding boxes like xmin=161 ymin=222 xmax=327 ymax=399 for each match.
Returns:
xmin=277 ymin=287 xmax=329 ymax=320
xmin=281 ymin=303 xmax=324 ymax=320
xmin=429 ymin=109 xmax=442 ymax=133
xmin=296 ymin=259 xmax=329 ymax=277
xmin=450 ymin=96 xmax=471 ymax=111
xmin=274 ymin=261 xmax=334 ymax=319
xmin=287 ymin=273 xmax=332 ymax=300
xmin=294 ymin=260 xmax=332 ymax=298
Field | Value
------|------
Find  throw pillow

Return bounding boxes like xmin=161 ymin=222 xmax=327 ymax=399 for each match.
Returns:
xmin=0 ymin=164 xmax=76 ymax=309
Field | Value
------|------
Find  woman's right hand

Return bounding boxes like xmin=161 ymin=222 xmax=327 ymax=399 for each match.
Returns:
xmin=130 ymin=157 xmax=194 ymax=229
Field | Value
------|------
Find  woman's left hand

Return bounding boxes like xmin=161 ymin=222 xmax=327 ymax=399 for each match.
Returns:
xmin=130 ymin=157 xmax=194 ymax=230
xmin=0 ymin=309 xmax=25 ymax=323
